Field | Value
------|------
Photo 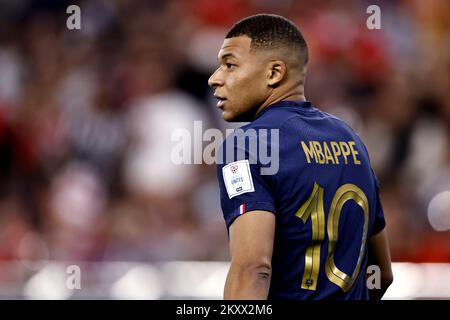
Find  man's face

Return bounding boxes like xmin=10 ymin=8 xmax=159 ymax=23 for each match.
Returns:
xmin=208 ymin=36 xmax=269 ymax=122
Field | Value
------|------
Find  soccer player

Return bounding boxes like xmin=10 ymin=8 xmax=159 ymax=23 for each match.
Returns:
xmin=208 ymin=14 xmax=393 ymax=299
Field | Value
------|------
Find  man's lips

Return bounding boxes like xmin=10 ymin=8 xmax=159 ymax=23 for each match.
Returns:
xmin=217 ymin=99 xmax=226 ymax=108
xmin=214 ymin=95 xmax=227 ymax=108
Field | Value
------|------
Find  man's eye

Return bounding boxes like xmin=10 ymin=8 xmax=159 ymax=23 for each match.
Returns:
xmin=226 ymin=63 xmax=235 ymax=69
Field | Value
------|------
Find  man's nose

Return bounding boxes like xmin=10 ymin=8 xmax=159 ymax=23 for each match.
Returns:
xmin=208 ymin=69 xmax=223 ymax=88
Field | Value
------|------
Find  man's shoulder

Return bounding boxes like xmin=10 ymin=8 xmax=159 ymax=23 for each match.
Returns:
xmin=216 ymin=118 xmax=282 ymax=170
xmin=221 ymin=116 xmax=280 ymax=142
xmin=318 ymin=110 xmax=366 ymax=142
xmin=320 ymin=110 xmax=354 ymax=130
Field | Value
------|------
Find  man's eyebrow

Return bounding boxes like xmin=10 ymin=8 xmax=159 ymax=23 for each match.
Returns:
xmin=217 ymin=53 xmax=237 ymax=62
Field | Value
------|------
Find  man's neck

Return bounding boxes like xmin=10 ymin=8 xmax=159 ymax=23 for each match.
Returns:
xmin=254 ymin=91 xmax=306 ymax=118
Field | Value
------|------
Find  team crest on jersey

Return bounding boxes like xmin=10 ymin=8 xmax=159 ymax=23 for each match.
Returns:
xmin=222 ymin=160 xmax=255 ymax=199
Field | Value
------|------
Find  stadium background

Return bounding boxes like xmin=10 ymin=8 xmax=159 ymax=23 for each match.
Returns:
xmin=0 ymin=0 xmax=449 ymax=299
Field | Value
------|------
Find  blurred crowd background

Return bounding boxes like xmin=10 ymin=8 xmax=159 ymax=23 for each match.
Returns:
xmin=0 ymin=0 xmax=449 ymax=270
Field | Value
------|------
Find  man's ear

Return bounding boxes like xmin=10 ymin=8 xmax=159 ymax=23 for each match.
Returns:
xmin=267 ymin=60 xmax=286 ymax=87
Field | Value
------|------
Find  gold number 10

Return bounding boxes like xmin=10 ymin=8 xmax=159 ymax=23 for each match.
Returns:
xmin=295 ymin=182 xmax=369 ymax=292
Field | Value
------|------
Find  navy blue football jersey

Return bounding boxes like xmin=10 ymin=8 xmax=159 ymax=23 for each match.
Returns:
xmin=216 ymin=100 xmax=385 ymax=300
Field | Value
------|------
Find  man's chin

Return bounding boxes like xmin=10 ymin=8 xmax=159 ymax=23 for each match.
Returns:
xmin=222 ymin=111 xmax=237 ymax=122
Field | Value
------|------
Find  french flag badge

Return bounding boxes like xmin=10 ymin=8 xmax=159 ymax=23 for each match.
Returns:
xmin=239 ymin=203 xmax=246 ymax=215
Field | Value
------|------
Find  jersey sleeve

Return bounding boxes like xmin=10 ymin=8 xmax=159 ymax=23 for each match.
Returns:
xmin=371 ymin=170 xmax=386 ymax=236
xmin=216 ymin=130 xmax=277 ymax=230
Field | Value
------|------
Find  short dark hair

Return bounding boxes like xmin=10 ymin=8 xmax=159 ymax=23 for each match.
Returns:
xmin=226 ymin=14 xmax=308 ymax=65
